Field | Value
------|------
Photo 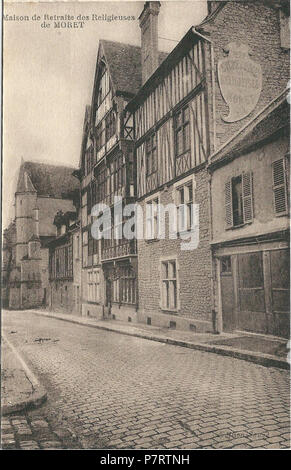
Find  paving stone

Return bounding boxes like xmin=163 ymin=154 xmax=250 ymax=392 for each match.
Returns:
xmin=40 ymin=440 xmax=63 ymax=449
xmin=2 ymin=440 xmax=16 ymax=448
xmin=31 ymin=420 xmax=49 ymax=428
xmin=1 ymin=434 xmax=15 ymax=442
xmin=197 ymin=439 xmax=215 ymax=448
xmin=249 ymin=440 xmax=270 ymax=448
xmin=16 ymin=428 xmax=33 ymax=436
xmin=2 ymin=310 xmax=290 ymax=451
xmin=19 ymin=441 xmax=40 ymax=450
xmin=53 ymin=428 xmax=72 ymax=439
xmin=267 ymin=436 xmax=285 ymax=444
xmin=1 ymin=428 xmax=14 ymax=435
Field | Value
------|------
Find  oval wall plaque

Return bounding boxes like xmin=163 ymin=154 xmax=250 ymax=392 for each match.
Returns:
xmin=217 ymin=42 xmax=262 ymax=123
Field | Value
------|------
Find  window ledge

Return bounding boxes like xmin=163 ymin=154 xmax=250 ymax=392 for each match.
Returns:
xmin=160 ymin=308 xmax=179 ymax=314
xmin=274 ymin=212 xmax=289 ymax=218
xmin=145 ymin=238 xmax=160 ymax=244
xmin=178 ymin=228 xmax=195 ymax=237
xmin=226 ymin=222 xmax=252 ymax=231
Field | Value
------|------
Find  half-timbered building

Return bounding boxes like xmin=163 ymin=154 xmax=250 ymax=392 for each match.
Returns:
xmin=78 ymin=36 xmax=167 ymax=321
xmin=126 ymin=2 xmax=213 ymax=331
xmin=48 ymin=209 xmax=81 ymax=315
xmin=125 ymin=0 xmax=289 ymax=333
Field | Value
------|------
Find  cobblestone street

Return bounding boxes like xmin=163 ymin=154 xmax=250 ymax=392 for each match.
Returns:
xmin=1 ymin=311 xmax=290 ymax=450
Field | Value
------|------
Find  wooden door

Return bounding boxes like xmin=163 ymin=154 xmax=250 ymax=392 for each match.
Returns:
xmin=220 ymin=256 xmax=235 ymax=332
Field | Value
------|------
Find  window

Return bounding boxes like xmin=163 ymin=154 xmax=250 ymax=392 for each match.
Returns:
xmin=50 ymin=243 xmax=73 ymax=280
xmin=88 ymin=230 xmax=99 ymax=258
xmin=225 ymin=172 xmax=253 ymax=228
xmin=161 ymin=260 xmax=178 ymax=310
xmin=96 ymin=165 xmax=107 ymax=203
xmin=146 ymin=133 xmax=157 ymax=176
xmin=88 ymin=269 xmax=101 ymax=303
xmin=146 ymin=197 xmax=159 ymax=239
xmin=81 ymin=191 xmax=87 ymax=227
xmin=108 ymin=154 xmax=125 ymax=200
xmin=221 ymin=256 xmax=232 ymax=274
xmin=96 ymin=65 xmax=110 ymax=108
xmin=116 ymin=266 xmax=136 ymax=304
xmin=87 ymin=185 xmax=92 ymax=221
xmin=177 ymin=182 xmax=193 ymax=232
xmin=85 ymin=145 xmax=94 ymax=175
xmin=75 ymin=235 xmax=80 ymax=259
xmin=272 ymin=157 xmax=289 ymax=216
xmin=82 ymin=230 xmax=88 ymax=267
xmin=175 ymin=106 xmax=190 ymax=158
xmin=105 ymin=108 xmax=116 ymax=142
xmin=96 ymin=120 xmax=106 ymax=152
xmin=88 ymin=230 xmax=94 ymax=257
xmin=232 ymin=175 xmax=243 ymax=226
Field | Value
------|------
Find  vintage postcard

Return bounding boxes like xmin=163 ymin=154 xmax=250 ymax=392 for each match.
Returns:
xmin=1 ymin=0 xmax=290 ymax=454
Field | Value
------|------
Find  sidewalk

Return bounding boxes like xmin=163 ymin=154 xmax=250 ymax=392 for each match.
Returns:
xmin=26 ymin=309 xmax=290 ymax=370
xmin=1 ymin=334 xmax=47 ymax=416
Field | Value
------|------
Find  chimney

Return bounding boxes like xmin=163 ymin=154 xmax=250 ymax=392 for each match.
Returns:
xmin=139 ymin=2 xmax=161 ymax=85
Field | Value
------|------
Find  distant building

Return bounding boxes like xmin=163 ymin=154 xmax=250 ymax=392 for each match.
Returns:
xmin=48 ymin=210 xmax=81 ymax=314
xmin=2 ymin=221 xmax=16 ymax=308
xmin=209 ymin=91 xmax=289 ymax=338
xmin=5 ymin=160 xmax=79 ymax=309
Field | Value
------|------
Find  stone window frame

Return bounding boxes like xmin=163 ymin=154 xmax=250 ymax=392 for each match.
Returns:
xmin=144 ymin=191 xmax=161 ymax=241
xmin=173 ymin=174 xmax=196 ymax=235
xmin=87 ymin=268 xmax=101 ymax=303
xmin=159 ymin=255 xmax=180 ymax=313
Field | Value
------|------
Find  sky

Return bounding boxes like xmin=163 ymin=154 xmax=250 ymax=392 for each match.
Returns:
xmin=3 ymin=1 xmax=208 ymax=228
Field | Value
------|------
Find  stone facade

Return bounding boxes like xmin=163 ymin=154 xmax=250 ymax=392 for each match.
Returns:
xmin=209 ymin=94 xmax=289 ymax=338
xmin=3 ymin=2 xmax=289 ymax=337
xmin=137 ymin=168 xmax=213 ymax=332
xmin=202 ymin=0 xmax=290 ymax=153
xmin=4 ymin=161 xmax=79 ymax=310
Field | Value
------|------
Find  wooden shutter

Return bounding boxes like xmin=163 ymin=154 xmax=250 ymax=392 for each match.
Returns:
xmin=225 ymin=179 xmax=233 ymax=228
xmin=242 ymin=171 xmax=253 ymax=223
xmin=272 ymin=158 xmax=288 ymax=215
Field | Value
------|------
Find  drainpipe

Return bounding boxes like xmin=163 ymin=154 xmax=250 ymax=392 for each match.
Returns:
xmin=192 ymin=27 xmax=216 ymax=152
xmin=193 ymin=26 xmax=218 ymax=332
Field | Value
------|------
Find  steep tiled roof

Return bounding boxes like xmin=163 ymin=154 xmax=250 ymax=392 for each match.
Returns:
xmin=101 ymin=39 xmax=168 ymax=97
xmin=16 ymin=161 xmax=79 ymax=199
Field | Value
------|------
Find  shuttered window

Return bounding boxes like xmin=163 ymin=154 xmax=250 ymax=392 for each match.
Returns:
xmin=242 ymin=172 xmax=253 ymax=223
xmin=272 ymin=157 xmax=288 ymax=216
xmin=225 ymin=172 xmax=253 ymax=228
xmin=225 ymin=179 xmax=233 ymax=228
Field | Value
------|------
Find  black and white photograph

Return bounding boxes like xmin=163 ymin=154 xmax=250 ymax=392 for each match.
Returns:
xmin=1 ymin=0 xmax=290 ymax=453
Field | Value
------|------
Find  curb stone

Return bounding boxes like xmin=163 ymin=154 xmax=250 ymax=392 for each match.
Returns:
xmin=2 ymin=333 xmax=47 ymax=416
xmin=26 ymin=309 xmax=289 ymax=370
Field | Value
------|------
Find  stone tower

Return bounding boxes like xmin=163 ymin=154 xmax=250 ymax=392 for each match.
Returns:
xmin=15 ymin=170 xmax=38 ymax=265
